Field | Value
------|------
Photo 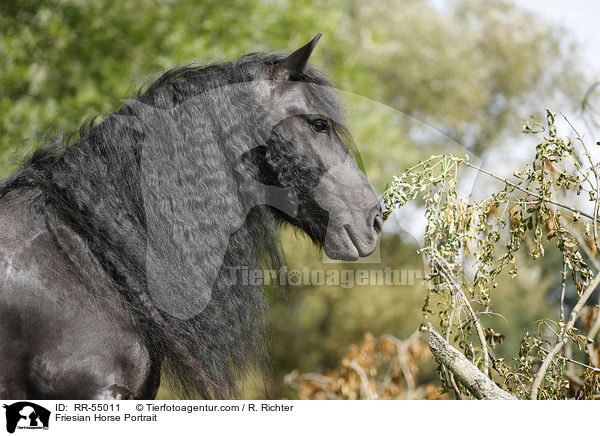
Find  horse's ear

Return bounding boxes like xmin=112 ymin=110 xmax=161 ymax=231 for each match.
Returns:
xmin=272 ymin=33 xmax=322 ymax=79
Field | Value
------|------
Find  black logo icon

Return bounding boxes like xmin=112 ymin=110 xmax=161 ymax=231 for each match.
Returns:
xmin=2 ymin=402 xmax=50 ymax=434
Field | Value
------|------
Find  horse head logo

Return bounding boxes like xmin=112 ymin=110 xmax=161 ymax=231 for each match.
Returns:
xmin=3 ymin=402 xmax=50 ymax=434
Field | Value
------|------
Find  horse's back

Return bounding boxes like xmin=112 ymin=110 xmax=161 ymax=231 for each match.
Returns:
xmin=0 ymin=189 xmax=159 ymax=399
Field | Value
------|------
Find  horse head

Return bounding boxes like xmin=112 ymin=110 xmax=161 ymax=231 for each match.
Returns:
xmin=252 ymin=34 xmax=383 ymax=260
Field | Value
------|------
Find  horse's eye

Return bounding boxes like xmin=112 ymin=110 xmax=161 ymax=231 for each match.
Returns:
xmin=310 ymin=119 xmax=330 ymax=134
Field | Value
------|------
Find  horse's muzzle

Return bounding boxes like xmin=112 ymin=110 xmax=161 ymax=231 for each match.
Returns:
xmin=323 ymin=202 xmax=383 ymax=261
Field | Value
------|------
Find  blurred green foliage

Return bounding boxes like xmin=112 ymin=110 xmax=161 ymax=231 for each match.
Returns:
xmin=0 ymin=0 xmax=589 ymax=399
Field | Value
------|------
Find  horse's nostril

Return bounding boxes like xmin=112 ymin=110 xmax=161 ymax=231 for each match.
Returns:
xmin=372 ymin=208 xmax=383 ymax=235
xmin=373 ymin=214 xmax=382 ymax=234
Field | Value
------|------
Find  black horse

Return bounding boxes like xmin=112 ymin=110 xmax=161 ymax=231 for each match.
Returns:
xmin=0 ymin=35 xmax=382 ymax=399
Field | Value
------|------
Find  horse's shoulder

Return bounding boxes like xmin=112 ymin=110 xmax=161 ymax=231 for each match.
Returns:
xmin=0 ymin=187 xmax=132 ymax=324
xmin=0 ymin=188 xmax=90 ymax=297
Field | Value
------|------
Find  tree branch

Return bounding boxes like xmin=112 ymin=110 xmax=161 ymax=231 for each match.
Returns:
xmin=456 ymin=158 xmax=599 ymax=223
xmin=347 ymin=359 xmax=374 ymax=400
xmin=530 ymin=271 xmax=600 ymax=399
xmin=426 ymin=324 xmax=516 ymax=400
xmin=430 ymin=252 xmax=490 ymax=376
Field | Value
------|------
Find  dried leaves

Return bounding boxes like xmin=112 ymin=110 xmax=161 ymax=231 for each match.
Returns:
xmin=287 ymin=111 xmax=600 ymax=400
xmin=381 ymin=110 xmax=600 ymax=399
xmin=285 ymin=332 xmax=449 ymax=400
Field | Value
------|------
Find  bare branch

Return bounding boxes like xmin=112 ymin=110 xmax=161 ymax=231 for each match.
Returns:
xmin=380 ymin=332 xmax=419 ymax=398
xmin=530 ymin=271 xmax=600 ymax=399
xmin=426 ymin=324 xmax=515 ymax=400
xmin=283 ymin=371 xmax=339 ymax=400
xmin=431 ymin=252 xmax=490 ymax=376
xmin=347 ymin=359 xmax=374 ymax=400
xmin=560 ymin=259 xmax=567 ymax=325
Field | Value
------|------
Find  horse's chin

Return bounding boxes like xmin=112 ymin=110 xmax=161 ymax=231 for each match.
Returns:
xmin=324 ymin=243 xmax=360 ymax=262
xmin=323 ymin=225 xmax=376 ymax=261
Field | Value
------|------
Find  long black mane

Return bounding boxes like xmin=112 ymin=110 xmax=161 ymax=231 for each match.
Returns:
xmin=0 ymin=53 xmax=346 ymax=398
